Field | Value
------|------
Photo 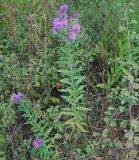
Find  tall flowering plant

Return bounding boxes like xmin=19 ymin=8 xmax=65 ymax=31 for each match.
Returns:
xmin=10 ymin=93 xmax=49 ymax=159
xmin=50 ymin=5 xmax=89 ymax=137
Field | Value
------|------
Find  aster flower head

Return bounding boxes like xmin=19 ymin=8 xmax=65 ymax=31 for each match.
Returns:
xmin=33 ymin=137 xmax=42 ymax=148
xmin=56 ymin=9 xmax=62 ymax=15
xmin=50 ymin=18 xmax=54 ymax=23
xmin=72 ymin=24 xmax=80 ymax=33
xmin=51 ymin=19 xmax=62 ymax=33
xmin=51 ymin=25 xmax=60 ymax=33
xmin=60 ymin=4 xmax=68 ymax=12
xmin=73 ymin=13 xmax=80 ymax=18
xmin=60 ymin=13 xmax=68 ymax=20
xmin=10 ymin=92 xmax=24 ymax=104
xmin=69 ymin=31 xmax=77 ymax=40
xmin=61 ymin=21 xmax=68 ymax=28
xmin=50 ymin=18 xmax=60 ymax=25
xmin=17 ymin=92 xmax=24 ymax=97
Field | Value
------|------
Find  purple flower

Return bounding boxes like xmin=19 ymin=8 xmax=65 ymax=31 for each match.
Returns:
xmin=50 ymin=18 xmax=55 ymax=23
xmin=50 ymin=4 xmax=81 ymax=38
xmin=60 ymin=4 xmax=68 ymax=12
xmin=72 ymin=24 xmax=80 ymax=32
xmin=10 ymin=92 xmax=24 ymax=104
xmin=56 ymin=9 xmax=62 ymax=15
xmin=50 ymin=18 xmax=60 ymax=25
xmin=69 ymin=31 xmax=77 ymax=40
xmin=60 ymin=13 xmax=67 ymax=20
xmin=73 ymin=13 xmax=80 ymax=18
xmin=33 ymin=137 xmax=42 ymax=148
xmin=51 ymin=25 xmax=60 ymax=33
xmin=61 ymin=21 xmax=68 ymax=28
xmin=19 ymin=92 xmax=23 ymax=97
xmin=51 ymin=19 xmax=62 ymax=32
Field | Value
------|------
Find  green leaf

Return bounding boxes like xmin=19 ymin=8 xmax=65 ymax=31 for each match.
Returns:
xmin=119 ymin=106 xmax=125 ymax=113
xmin=125 ymin=140 xmax=133 ymax=148
xmin=104 ymin=111 xmax=111 ymax=116
xmin=75 ymin=94 xmax=84 ymax=103
xmin=133 ymin=83 xmax=139 ymax=89
xmin=96 ymin=83 xmax=107 ymax=89
xmin=110 ymin=120 xmax=116 ymax=127
xmin=102 ymin=129 xmax=108 ymax=138
xmin=49 ymin=97 xmax=60 ymax=104
xmin=64 ymin=118 xmax=75 ymax=125
xmin=108 ymin=106 xmax=115 ymax=111
xmin=93 ymin=132 xmax=100 ymax=137
xmin=134 ymin=136 xmax=139 ymax=144
xmin=60 ymin=78 xmax=72 ymax=85
xmin=119 ymin=26 xmax=126 ymax=32
xmin=76 ymin=106 xmax=91 ymax=111
xmin=130 ymin=19 xmax=137 ymax=24
xmin=35 ymin=81 xmax=40 ymax=87
xmin=127 ymin=74 xmax=134 ymax=83
xmin=120 ymin=120 xmax=128 ymax=128
xmin=128 ymin=59 xmax=138 ymax=69
xmin=75 ymin=121 xmax=87 ymax=133
xmin=58 ymin=69 xmax=70 ymax=76
xmin=125 ymin=131 xmax=134 ymax=141
xmin=61 ymin=111 xmax=75 ymax=116
xmin=59 ymin=48 xmax=68 ymax=55
xmin=131 ymin=119 xmax=139 ymax=132
xmin=104 ymin=117 xmax=110 ymax=124
xmin=54 ymin=133 xmax=62 ymax=139
xmin=61 ymin=95 xmax=74 ymax=104
xmin=122 ymin=68 xmax=128 ymax=75
xmin=75 ymin=76 xmax=85 ymax=85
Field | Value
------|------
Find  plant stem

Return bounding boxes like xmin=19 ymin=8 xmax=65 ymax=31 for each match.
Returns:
xmin=125 ymin=4 xmax=133 ymax=130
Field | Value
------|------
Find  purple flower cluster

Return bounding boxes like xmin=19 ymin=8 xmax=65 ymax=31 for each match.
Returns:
xmin=10 ymin=92 xmax=24 ymax=104
xmin=50 ymin=4 xmax=69 ymax=33
xmin=69 ymin=24 xmax=80 ymax=40
xmin=33 ymin=137 xmax=42 ymax=148
xmin=50 ymin=4 xmax=80 ymax=40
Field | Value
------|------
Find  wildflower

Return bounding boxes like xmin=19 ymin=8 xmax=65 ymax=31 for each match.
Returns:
xmin=60 ymin=4 xmax=68 ymax=12
xmin=61 ymin=21 xmax=68 ymax=28
xmin=17 ymin=92 xmax=24 ymax=98
xmin=73 ymin=13 xmax=80 ymax=18
xmin=72 ymin=24 xmax=80 ymax=32
xmin=10 ymin=92 xmax=24 ymax=104
xmin=56 ymin=9 xmax=62 ymax=15
xmin=50 ymin=17 xmax=64 ymax=32
xmin=50 ymin=18 xmax=60 ymax=25
xmin=60 ymin=13 xmax=68 ymax=20
xmin=51 ymin=25 xmax=60 ymax=32
xmin=50 ymin=18 xmax=55 ymax=23
xmin=51 ymin=19 xmax=62 ymax=32
xmin=69 ymin=31 xmax=77 ymax=40
xmin=50 ymin=4 xmax=81 ymax=38
xmin=33 ymin=137 xmax=42 ymax=148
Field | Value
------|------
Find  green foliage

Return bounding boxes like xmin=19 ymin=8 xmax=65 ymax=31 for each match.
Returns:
xmin=0 ymin=0 xmax=139 ymax=159
xmin=18 ymin=100 xmax=62 ymax=159
xmin=58 ymin=40 xmax=88 ymax=134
